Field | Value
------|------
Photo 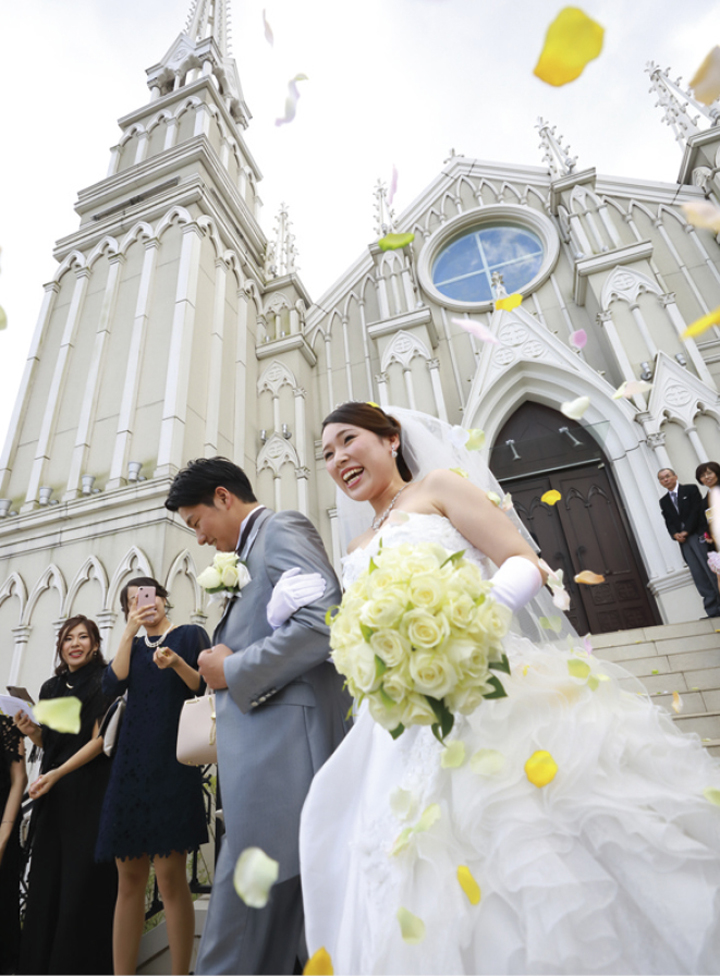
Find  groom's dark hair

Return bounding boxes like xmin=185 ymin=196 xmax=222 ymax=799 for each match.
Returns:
xmin=165 ymin=457 xmax=257 ymax=510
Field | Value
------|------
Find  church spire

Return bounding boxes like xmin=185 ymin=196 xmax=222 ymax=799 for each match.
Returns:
xmin=536 ymin=118 xmax=577 ymax=180
xmin=146 ymin=0 xmax=249 ymax=127
xmin=265 ymin=203 xmax=299 ymax=279
xmin=372 ymin=179 xmax=396 ymax=238
xmin=646 ymin=61 xmax=720 ymax=149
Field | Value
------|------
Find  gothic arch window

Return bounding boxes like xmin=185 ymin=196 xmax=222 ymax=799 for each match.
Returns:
xmin=417 ymin=204 xmax=559 ymax=312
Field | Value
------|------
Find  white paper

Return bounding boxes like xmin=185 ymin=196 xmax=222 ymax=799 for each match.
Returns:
xmin=0 ymin=694 xmax=36 ymax=723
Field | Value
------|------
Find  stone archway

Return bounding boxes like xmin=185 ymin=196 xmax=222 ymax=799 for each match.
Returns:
xmin=491 ymin=402 xmax=661 ymax=634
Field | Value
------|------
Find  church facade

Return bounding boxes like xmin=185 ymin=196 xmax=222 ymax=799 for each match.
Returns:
xmin=1 ymin=0 xmax=720 ymax=695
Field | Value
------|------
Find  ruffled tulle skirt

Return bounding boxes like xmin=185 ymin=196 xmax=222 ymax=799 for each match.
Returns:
xmin=299 ymin=635 xmax=720 ymax=974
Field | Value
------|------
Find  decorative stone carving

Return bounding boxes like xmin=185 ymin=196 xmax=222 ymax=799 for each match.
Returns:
xmin=257 ymin=360 xmax=297 ymax=396
xmin=380 ymin=330 xmax=431 ymax=372
xmin=493 ymin=347 xmax=516 ymax=368
xmin=498 ymin=325 xmax=528 ymax=346
xmin=646 ymin=431 xmax=666 ymax=449
xmin=522 ymin=340 xmax=545 ymax=359
xmin=664 ymin=384 xmax=692 ymax=407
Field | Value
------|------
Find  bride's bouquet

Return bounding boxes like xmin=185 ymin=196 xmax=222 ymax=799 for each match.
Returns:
xmin=328 ymin=542 xmax=512 ymax=742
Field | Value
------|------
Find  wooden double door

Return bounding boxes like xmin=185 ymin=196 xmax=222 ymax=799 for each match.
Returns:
xmin=491 ymin=403 xmax=660 ymax=635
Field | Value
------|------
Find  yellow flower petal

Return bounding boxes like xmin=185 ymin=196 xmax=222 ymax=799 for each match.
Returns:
xmin=612 ymin=379 xmax=652 ymax=399
xmin=681 ymin=305 xmax=720 ymax=340
xmin=533 ymin=7 xmax=604 ymax=87
xmin=441 ymin=740 xmax=466 ymax=768
xmin=470 ymin=748 xmax=505 ymax=776
xmin=366 ymin=400 xmax=380 ymax=408
xmin=682 ymin=200 xmax=720 ymax=233
xmin=449 ymin=467 xmax=469 ymax=479
xmin=457 ymin=865 xmax=481 ymax=905
xmin=486 ymin=491 xmax=502 ymax=506
xmin=378 ymin=232 xmax=415 ymax=252
xmin=525 ymin=750 xmax=558 ymax=788
xmin=574 ymin=570 xmax=605 ymax=585
xmin=304 ymin=948 xmax=334 ymax=976
xmin=465 ymin=428 xmax=486 ymax=451
xmin=34 ymin=696 xmax=82 ymax=734
xmin=672 ymin=691 xmax=683 ymax=714
xmin=704 ymin=787 xmax=720 ymax=805
xmin=233 ymin=847 xmax=279 ymax=908
xmin=541 ymin=489 xmax=561 ymax=506
xmin=494 ymin=293 xmax=522 ymax=311
xmin=397 ymin=906 xmax=426 ymax=944
xmin=390 ymin=826 xmax=414 ymax=856
xmin=689 ymin=46 xmax=720 ymax=106
xmin=539 ymin=615 xmax=563 ymax=633
xmin=416 ymin=803 xmax=441 ymax=832
xmin=560 ymin=396 xmax=590 ymax=419
xmin=567 ymin=659 xmax=591 ymax=679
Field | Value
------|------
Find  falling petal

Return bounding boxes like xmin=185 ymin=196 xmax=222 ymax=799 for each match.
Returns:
xmin=367 ymin=400 xmax=380 ymax=408
xmin=560 ymin=396 xmax=590 ymax=419
xmin=449 ymin=426 xmax=470 ymax=449
xmin=35 ymin=697 xmax=82 ymax=733
xmin=672 ymin=691 xmax=683 ymax=714
xmin=704 ymin=787 xmax=720 ymax=805
xmin=390 ymin=826 xmax=414 ymax=856
xmin=552 ymin=588 xmax=571 ymax=611
xmin=233 ymin=847 xmax=279 ymax=908
xmin=304 ymin=948 xmax=333 ymax=976
xmin=524 ymin=750 xmax=558 ymax=787
xmin=378 ymin=232 xmax=415 ymax=251
xmin=452 ymin=315 xmax=501 ymax=345
xmin=500 ymin=492 xmax=514 ymax=511
xmin=275 ymin=75 xmax=309 ymax=127
xmin=651 ymin=669 xmax=659 ymax=674
xmin=387 ymin=164 xmax=399 ymax=206
xmin=494 ymin=293 xmax=522 ymax=311
xmin=0 ymin=306 xmax=6 ymax=330
xmin=612 ymin=379 xmax=652 ymax=399
xmin=441 ymin=740 xmax=466 ymax=768
xmin=487 ymin=491 xmax=502 ymax=506
xmin=465 ymin=428 xmax=486 ymax=451
xmin=470 ymin=748 xmax=505 ymax=775
xmin=568 ymin=659 xmax=591 ymax=679
xmin=569 ymin=329 xmax=587 ymax=350
xmin=710 ymin=487 xmax=720 ymax=550
xmin=539 ymin=615 xmax=563 ymax=632
xmin=457 ymin=865 xmax=481 ymax=905
xmin=533 ymin=7 xmax=604 ymax=87
xmin=682 ymin=200 xmax=720 ymax=233
xmin=681 ymin=305 xmax=720 ymax=340
xmin=262 ymin=8 xmax=274 ymax=46
xmin=574 ymin=570 xmax=605 ymax=585
xmin=541 ymin=490 xmax=561 ymax=506
xmin=397 ymin=907 xmax=425 ymax=944
xmin=390 ymin=788 xmax=417 ymax=821
xmin=582 ymin=634 xmax=593 ymax=655
xmin=449 ymin=467 xmax=469 ymax=479
xmin=689 ymin=46 xmax=720 ymax=106
xmin=416 ymin=803 xmax=441 ymax=832
xmin=587 ymin=675 xmax=600 ymax=691
xmin=522 ymin=664 xmax=530 ymax=676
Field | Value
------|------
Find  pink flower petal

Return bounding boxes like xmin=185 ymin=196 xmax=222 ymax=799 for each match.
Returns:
xmin=569 ymin=329 xmax=587 ymax=350
xmin=262 ymin=9 xmax=274 ymax=46
xmin=451 ymin=316 xmax=500 ymax=345
xmin=388 ymin=165 xmax=399 ymax=206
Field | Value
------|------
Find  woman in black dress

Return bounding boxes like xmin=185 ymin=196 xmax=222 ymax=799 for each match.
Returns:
xmin=0 ymin=715 xmax=26 ymax=975
xmin=14 ymin=615 xmax=117 ymax=975
xmin=96 ymin=577 xmax=210 ymax=976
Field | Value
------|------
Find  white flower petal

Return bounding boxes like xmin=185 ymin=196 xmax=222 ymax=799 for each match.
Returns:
xmin=233 ymin=847 xmax=279 ymax=908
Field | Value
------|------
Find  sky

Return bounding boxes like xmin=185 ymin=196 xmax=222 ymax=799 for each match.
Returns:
xmin=1 ymin=0 xmax=718 ymax=448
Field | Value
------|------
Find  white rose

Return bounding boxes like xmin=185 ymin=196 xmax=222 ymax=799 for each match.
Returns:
xmin=448 ymin=564 xmax=486 ymax=600
xmin=368 ymin=692 xmax=406 ymax=731
xmin=401 ymin=609 xmax=450 ymax=650
xmin=370 ymin=629 xmax=411 ymax=668
xmin=441 ymin=592 xmax=477 ymax=631
xmin=473 ymin=599 xmax=511 ymax=640
xmin=408 ymin=650 xmax=459 ymax=699
xmin=351 ymin=644 xmax=383 ymax=694
xmin=197 ymin=566 xmax=222 ymax=589
xmin=235 ymin=563 xmax=251 ymax=589
xmin=221 ymin=565 xmax=240 ymax=588
xmin=360 ymin=589 xmax=407 ymax=630
xmin=444 ymin=677 xmax=488 ymax=715
xmin=330 ymin=611 xmax=364 ymax=650
xmin=214 ymin=552 xmax=238 ymax=571
xmin=381 ymin=666 xmax=413 ymax=704
xmin=400 ymin=692 xmax=437 ymax=727
xmin=408 ymin=574 xmax=446 ymax=613
xmin=366 ymin=566 xmax=408 ymax=597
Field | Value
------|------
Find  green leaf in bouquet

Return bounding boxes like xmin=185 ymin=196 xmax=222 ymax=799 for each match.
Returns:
xmin=482 ymin=675 xmax=508 ymax=700
xmin=488 ymin=653 xmax=511 ymax=675
xmin=368 ymin=556 xmax=379 ymax=573
xmin=325 ymin=605 xmax=341 ymax=626
xmin=374 ymin=655 xmax=388 ymax=679
xmin=360 ymin=623 xmax=375 ymax=643
xmin=426 ymin=695 xmax=454 ymax=743
xmin=345 ymin=702 xmax=354 ymax=722
xmin=440 ymin=549 xmax=466 ymax=569
xmin=379 ymin=686 xmax=398 ymax=708
xmin=389 ymin=723 xmax=405 ymax=740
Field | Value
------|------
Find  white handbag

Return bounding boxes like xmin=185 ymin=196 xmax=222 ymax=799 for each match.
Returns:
xmin=176 ymin=690 xmax=217 ymax=766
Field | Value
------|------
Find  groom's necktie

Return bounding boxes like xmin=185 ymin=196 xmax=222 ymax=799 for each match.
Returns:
xmin=237 ymin=506 xmax=264 ymax=558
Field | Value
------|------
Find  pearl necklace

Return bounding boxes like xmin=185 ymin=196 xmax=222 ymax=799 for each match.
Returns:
xmin=371 ymin=483 xmax=410 ymax=531
xmin=144 ymin=624 xmax=174 ymax=649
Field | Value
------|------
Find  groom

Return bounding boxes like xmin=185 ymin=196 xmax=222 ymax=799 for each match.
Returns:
xmin=165 ymin=458 xmax=351 ymax=975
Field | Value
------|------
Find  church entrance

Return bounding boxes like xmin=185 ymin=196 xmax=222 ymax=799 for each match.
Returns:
xmin=490 ymin=402 xmax=661 ymax=635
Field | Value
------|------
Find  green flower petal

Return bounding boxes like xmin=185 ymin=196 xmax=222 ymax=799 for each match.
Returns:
xmin=35 ymin=696 xmax=82 ymax=733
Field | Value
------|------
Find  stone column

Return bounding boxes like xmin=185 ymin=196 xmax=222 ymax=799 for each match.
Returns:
xmin=646 ymin=431 xmax=672 ymax=471
xmin=428 ymin=359 xmax=448 ymax=422
xmin=204 ymin=259 xmax=227 ymax=456
xmin=8 ymin=625 xmax=31 ymax=686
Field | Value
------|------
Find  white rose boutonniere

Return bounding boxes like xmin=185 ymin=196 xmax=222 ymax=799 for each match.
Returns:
xmin=198 ymin=553 xmax=251 ymax=603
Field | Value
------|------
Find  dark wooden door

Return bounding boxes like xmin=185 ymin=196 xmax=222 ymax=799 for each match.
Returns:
xmin=491 ymin=402 xmax=660 ymax=634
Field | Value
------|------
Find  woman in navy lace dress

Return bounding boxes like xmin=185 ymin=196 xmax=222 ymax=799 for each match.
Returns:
xmin=0 ymin=715 xmax=26 ymax=975
xmin=96 ymin=576 xmax=210 ymax=976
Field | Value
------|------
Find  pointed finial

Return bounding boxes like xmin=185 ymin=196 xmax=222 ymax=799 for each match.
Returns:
xmin=373 ymin=180 xmax=396 ymax=238
xmin=645 ymin=61 xmax=720 ymax=148
xmin=265 ymin=203 xmax=299 ymax=278
xmin=536 ymin=118 xmax=577 ymax=180
xmin=491 ymin=272 xmax=508 ymax=299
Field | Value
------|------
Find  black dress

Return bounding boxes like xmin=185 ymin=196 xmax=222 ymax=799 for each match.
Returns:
xmin=96 ymin=624 xmax=210 ymax=861
xmin=18 ymin=658 xmax=117 ymax=976
xmin=0 ymin=717 xmax=23 ymax=975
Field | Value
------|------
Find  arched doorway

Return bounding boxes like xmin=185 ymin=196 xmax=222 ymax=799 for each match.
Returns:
xmin=490 ymin=402 xmax=661 ymax=634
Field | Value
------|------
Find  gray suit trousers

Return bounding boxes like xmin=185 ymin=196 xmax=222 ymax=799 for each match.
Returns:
xmin=195 ymin=840 xmax=303 ymax=975
xmin=681 ymin=533 xmax=720 ymax=617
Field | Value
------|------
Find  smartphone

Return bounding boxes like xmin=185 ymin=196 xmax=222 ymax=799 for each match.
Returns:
xmin=6 ymin=685 xmax=35 ymax=705
xmin=136 ymin=585 xmax=156 ymax=609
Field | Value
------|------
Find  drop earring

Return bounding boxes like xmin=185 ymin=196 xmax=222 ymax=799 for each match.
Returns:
xmin=391 ymin=448 xmax=398 ymax=458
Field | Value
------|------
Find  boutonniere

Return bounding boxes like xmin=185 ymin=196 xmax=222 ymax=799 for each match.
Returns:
xmin=197 ymin=552 xmax=251 ymax=604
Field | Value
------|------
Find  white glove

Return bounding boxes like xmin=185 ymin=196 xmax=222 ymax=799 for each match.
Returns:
xmin=491 ymin=556 xmax=543 ymax=612
xmin=267 ymin=567 xmax=328 ymax=629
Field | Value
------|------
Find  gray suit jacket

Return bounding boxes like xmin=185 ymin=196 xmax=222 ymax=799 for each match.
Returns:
xmin=214 ymin=507 xmax=351 ymax=882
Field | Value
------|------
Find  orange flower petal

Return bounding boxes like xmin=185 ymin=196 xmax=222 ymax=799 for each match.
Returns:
xmin=574 ymin=570 xmax=605 ymax=585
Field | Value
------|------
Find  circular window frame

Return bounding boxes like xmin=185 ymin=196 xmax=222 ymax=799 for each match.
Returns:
xmin=417 ymin=204 xmax=560 ymax=312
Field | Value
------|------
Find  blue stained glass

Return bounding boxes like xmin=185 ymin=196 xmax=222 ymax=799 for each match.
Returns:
xmin=432 ymin=224 xmax=544 ymax=303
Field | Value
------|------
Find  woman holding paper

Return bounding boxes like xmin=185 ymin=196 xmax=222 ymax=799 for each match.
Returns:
xmin=14 ymin=615 xmax=117 ymax=975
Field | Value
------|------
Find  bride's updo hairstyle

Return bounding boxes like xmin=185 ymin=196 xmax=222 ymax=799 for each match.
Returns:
xmin=322 ymin=402 xmax=413 ymax=483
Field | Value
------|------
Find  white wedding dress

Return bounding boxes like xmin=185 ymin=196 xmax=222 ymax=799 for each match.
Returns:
xmin=299 ymin=514 xmax=720 ymax=975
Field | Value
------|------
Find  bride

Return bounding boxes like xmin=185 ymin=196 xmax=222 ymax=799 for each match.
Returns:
xmin=299 ymin=401 xmax=720 ymax=975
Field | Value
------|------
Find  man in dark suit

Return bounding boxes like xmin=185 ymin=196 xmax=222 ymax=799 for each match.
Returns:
xmin=658 ymin=467 xmax=720 ymax=617
xmin=165 ymin=458 xmax=351 ymax=974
